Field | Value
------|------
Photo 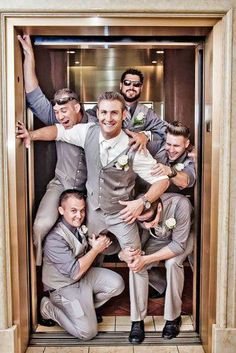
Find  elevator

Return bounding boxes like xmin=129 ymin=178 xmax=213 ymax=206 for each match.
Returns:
xmin=2 ymin=12 xmax=228 ymax=353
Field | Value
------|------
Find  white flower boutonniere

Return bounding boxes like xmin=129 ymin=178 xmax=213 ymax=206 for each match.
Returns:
xmin=165 ymin=218 xmax=176 ymax=230
xmin=81 ymin=225 xmax=88 ymax=235
xmin=133 ymin=112 xmax=145 ymax=126
xmin=115 ymin=154 xmax=129 ymax=171
xmin=174 ymin=163 xmax=185 ymax=172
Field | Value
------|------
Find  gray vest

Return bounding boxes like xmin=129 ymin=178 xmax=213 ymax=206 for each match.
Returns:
xmin=84 ymin=125 xmax=137 ymax=214
xmin=55 ymin=141 xmax=87 ymax=192
xmin=42 ymin=222 xmax=87 ymax=289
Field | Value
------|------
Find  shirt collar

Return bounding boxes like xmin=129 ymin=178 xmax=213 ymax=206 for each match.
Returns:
xmin=126 ymin=101 xmax=138 ymax=116
xmin=61 ymin=217 xmax=77 ymax=235
xmin=99 ymin=130 xmax=125 ymax=148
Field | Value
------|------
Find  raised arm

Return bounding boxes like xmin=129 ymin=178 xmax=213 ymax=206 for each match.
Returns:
xmin=17 ymin=35 xmax=38 ymax=93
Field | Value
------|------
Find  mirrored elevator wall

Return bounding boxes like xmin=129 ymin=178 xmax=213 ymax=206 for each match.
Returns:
xmin=33 ymin=45 xmax=195 ymax=212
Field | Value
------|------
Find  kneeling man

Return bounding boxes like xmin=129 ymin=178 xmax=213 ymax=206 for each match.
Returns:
xmin=41 ymin=189 xmax=124 ymax=340
xmin=119 ymin=193 xmax=193 ymax=339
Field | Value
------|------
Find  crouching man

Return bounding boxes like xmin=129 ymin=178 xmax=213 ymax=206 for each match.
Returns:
xmin=41 ymin=189 xmax=124 ymax=340
xmin=119 ymin=193 xmax=193 ymax=340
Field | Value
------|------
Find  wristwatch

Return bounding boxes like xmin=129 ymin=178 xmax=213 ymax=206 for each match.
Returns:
xmin=167 ymin=166 xmax=178 ymax=178
xmin=141 ymin=195 xmax=152 ymax=210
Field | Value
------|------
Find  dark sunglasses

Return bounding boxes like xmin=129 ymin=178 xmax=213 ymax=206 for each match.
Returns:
xmin=51 ymin=96 xmax=77 ymax=106
xmin=123 ymin=79 xmax=142 ymax=88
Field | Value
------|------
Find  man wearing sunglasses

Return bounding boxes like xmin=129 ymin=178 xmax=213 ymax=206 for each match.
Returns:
xmin=17 ymin=34 xmax=95 ymax=267
xmin=119 ymin=68 xmax=167 ymax=154
xmin=119 ymin=193 xmax=193 ymax=340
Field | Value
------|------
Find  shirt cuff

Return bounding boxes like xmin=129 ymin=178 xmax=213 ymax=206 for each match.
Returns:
xmin=56 ymin=124 xmax=64 ymax=140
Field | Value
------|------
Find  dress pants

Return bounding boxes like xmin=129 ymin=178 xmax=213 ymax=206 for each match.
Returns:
xmin=33 ymin=178 xmax=64 ymax=265
xmin=145 ymin=233 xmax=194 ymax=321
xmin=87 ymin=200 xmax=149 ymax=322
xmin=41 ymin=267 xmax=124 ymax=340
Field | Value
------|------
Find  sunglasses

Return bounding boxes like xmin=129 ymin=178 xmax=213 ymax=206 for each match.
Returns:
xmin=51 ymin=96 xmax=77 ymax=106
xmin=123 ymin=79 xmax=142 ymax=88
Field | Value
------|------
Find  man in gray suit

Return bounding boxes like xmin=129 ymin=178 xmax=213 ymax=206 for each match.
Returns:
xmin=151 ymin=121 xmax=196 ymax=194
xmin=119 ymin=193 xmax=193 ymax=339
xmin=16 ymin=91 xmax=169 ymax=344
xmin=87 ymin=67 xmax=167 ymax=154
xmin=17 ymin=34 xmax=92 ymax=266
xmin=41 ymin=189 xmax=124 ymax=340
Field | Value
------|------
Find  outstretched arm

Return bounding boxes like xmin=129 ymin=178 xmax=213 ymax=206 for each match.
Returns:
xmin=16 ymin=121 xmax=57 ymax=148
xmin=17 ymin=34 xmax=38 ymax=93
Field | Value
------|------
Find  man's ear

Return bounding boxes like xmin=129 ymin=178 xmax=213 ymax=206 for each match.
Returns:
xmin=119 ymin=82 xmax=122 ymax=90
xmin=185 ymin=138 xmax=190 ymax=149
xmin=122 ymin=109 xmax=127 ymax=121
xmin=74 ymin=103 xmax=81 ymax=113
xmin=58 ymin=206 xmax=64 ymax=216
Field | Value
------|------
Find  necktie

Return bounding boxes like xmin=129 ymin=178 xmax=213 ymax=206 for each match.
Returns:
xmin=75 ymin=229 xmax=82 ymax=243
xmin=100 ymin=141 xmax=111 ymax=166
xmin=123 ymin=106 xmax=132 ymax=128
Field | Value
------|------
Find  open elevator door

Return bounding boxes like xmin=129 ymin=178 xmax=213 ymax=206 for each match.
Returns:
xmin=26 ymin=35 xmax=203 ymax=346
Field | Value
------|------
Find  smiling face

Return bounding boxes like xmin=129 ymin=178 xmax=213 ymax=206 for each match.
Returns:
xmin=120 ymin=74 xmax=143 ymax=104
xmin=165 ymin=133 xmax=190 ymax=161
xmin=53 ymin=99 xmax=82 ymax=129
xmin=97 ymin=99 xmax=126 ymax=140
xmin=58 ymin=196 xmax=86 ymax=228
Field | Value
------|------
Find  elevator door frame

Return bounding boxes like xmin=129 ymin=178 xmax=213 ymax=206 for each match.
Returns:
xmin=1 ymin=12 xmax=232 ymax=353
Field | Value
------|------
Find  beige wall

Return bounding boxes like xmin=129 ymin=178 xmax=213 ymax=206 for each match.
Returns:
xmin=0 ymin=1 xmax=236 ymax=353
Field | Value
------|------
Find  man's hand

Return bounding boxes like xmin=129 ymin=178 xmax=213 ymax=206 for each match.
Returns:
xmin=89 ymin=233 xmax=112 ymax=254
xmin=151 ymin=162 xmax=171 ymax=176
xmin=128 ymin=255 xmax=147 ymax=272
xmin=119 ymin=247 xmax=142 ymax=264
xmin=17 ymin=34 xmax=34 ymax=58
xmin=16 ymin=121 xmax=31 ymax=148
xmin=119 ymin=198 xmax=144 ymax=224
xmin=125 ymin=129 xmax=148 ymax=154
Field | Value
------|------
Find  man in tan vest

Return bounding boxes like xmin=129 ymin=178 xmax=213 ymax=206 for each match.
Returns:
xmin=40 ymin=189 xmax=124 ymax=340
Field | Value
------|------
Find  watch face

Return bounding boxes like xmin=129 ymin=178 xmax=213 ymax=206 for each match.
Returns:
xmin=145 ymin=201 xmax=152 ymax=210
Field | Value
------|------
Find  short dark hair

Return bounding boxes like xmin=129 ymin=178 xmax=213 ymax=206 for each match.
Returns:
xmin=59 ymin=189 xmax=85 ymax=206
xmin=97 ymin=91 xmax=126 ymax=111
xmin=167 ymin=121 xmax=190 ymax=139
xmin=120 ymin=68 xmax=144 ymax=84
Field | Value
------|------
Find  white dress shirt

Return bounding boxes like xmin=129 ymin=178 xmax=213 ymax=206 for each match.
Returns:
xmin=56 ymin=123 xmax=168 ymax=184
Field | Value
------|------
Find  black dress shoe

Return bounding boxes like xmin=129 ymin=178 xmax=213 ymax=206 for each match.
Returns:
xmin=129 ymin=320 xmax=145 ymax=344
xmin=162 ymin=315 xmax=182 ymax=339
xmin=149 ymin=286 xmax=166 ymax=299
xmin=38 ymin=316 xmax=56 ymax=327
xmin=96 ymin=311 xmax=103 ymax=323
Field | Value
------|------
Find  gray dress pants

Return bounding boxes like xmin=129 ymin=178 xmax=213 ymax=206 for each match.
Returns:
xmin=33 ymin=178 xmax=64 ymax=265
xmin=145 ymin=233 xmax=194 ymax=321
xmin=87 ymin=201 xmax=149 ymax=322
xmin=42 ymin=267 xmax=124 ymax=340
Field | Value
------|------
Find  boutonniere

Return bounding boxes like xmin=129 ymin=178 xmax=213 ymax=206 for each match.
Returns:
xmin=133 ymin=112 xmax=145 ymax=126
xmin=115 ymin=154 xmax=129 ymax=171
xmin=174 ymin=163 xmax=185 ymax=171
xmin=165 ymin=218 xmax=176 ymax=230
xmin=81 ymin=225 xmax=88 ymax=235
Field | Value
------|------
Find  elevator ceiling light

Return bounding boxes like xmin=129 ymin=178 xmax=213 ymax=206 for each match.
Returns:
xmin=75 ymin=61 xmax=80 ymax=64
xmin=67 ymin=50 xmax=75 ymax=54
xmin=156 ymin=50 xmax=164 ymax=54
xmin=152 ymin=60 xmax=157 ymax=64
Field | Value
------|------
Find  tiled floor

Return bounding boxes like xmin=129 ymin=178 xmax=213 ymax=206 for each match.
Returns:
xmin=36 ymin=315 xmax=194 ymax=333
xmin=26 ymin=345 xmax=205 ymax=353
